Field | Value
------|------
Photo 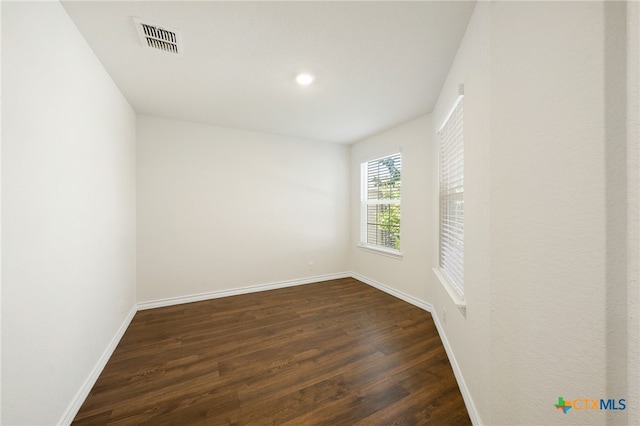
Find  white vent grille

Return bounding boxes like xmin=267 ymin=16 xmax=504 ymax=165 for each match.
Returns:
xmin=133 ymin=18 xmax=181 ymax=55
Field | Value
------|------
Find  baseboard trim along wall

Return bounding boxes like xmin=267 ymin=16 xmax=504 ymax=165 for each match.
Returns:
xmin=350 ymin=272 xmax=434 ymax=312
xmin=59 ymin=305 xmax=137 ymax=426
xmin=429 ymin=307 xmax=482 ymax=426
xmin=137 ymin=272 xmax=351 ymax=310
xmin=350 ymin=272 xmax=482 ymax=426
xmin=62 ymin=272 xmax=480 ymax=425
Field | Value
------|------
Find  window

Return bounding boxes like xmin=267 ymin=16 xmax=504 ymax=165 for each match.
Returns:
xmin=438 ymin=95 xmax=464 ymax=295
xmin=360 ymin=153 xmax=402 ymax=254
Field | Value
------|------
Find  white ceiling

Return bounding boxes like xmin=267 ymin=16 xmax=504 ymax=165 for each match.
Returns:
xmin=62 ymin=1 xmax=475 ymax=144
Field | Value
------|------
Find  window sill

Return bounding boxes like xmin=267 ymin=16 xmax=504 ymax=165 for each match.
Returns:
xmin=358 ymin=244 xmax=403 ymax=260
xmin=432 ymin=267 xmax=466 ymax=316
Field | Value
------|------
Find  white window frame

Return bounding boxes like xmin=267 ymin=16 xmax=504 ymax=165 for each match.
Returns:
xmin=435 ymin=93 xmax=465 ymax=307
xmin=359 ymin=153 xmax=402 ymax=258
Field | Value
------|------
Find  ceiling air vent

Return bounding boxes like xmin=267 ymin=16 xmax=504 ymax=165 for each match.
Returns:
xmin=133 ymin=17 xmax=181 ymax=55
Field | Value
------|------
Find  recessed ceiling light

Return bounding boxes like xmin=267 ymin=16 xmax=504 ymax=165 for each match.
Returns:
xmin=295 ymin=73 xmax=315 ymax=86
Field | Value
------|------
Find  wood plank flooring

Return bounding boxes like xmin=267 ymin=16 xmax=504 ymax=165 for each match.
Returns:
xmin=73 ymin=278 xmax=471 ymax=425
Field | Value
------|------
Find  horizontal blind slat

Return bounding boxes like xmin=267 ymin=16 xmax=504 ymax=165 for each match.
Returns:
xmin=438 ymin=97 xmax=464 ymax=293
xmin=362 ymin=153 xmax=402 ymax=251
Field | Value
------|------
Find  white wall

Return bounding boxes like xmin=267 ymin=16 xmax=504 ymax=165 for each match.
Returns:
xmin=429 ymin=2 xmax=492 ymax=424
xmin=489 ymin=2 xmax=621 ymax=424
xmin=349 ymin=115 xmax=432 ymax=301
xmin=352 ymin=2 xmax=636 ymax=425
xmin=1 ymin=2 xmax=136 ymax=425
xmin=626 ymin=1 xmax=640 ymax=424
xmin=351 ymin=5 xmax=492 ymax=424
xmin=1 ymin=3 xmax=4 ymax=423
xmin=1 ymin=2 xmax=635 ymax=425
xmin=136 ymin=116 xmax=349 ymax=303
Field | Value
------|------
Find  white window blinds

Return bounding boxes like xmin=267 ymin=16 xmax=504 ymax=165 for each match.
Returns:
xmin=360 ymin=153 xmax=401 ymax=252
xmin=438 ymin=96 xmax=464 ymax=294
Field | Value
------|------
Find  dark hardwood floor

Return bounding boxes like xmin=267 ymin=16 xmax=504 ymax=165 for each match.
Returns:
xmin=73 ymin=278 xmax=471 ymax=425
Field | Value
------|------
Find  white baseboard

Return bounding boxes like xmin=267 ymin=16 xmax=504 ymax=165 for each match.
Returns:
xmin=58 ymin=305 xmax=137 ymax=426
xmin=349 ymin=272 xmax=482 ymax=426
xmin=429 ymin=308 xmax=482 ymax=426
xmin=60 ymin=273 xmax=350 ymax=424
xmin=61 ymin=272 xmax=481 ymax=425
xmin=137 ymin=272 xmax=351 ymax=310
xmin=350 ymin=272 xmax=434 ymax=312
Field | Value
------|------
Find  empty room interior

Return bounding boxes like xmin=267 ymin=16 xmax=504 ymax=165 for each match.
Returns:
xmin=2 ymin=1 xmax=639 ymax=425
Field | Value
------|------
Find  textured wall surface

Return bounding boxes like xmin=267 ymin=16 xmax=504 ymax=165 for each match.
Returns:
xmin=490 ymin=2 xmax=614 ymax=424
xmin=428 ymin=2 xmax=492 ymax=424
xmin=349 ymin=114 xmax=432 ymax=303
xmin=1 ymin=2 xmax=636 ymax=425
xmin=1 ymin=2 xmax=137 ymax=424
xmin=626 ymin=1 xmax=640 ymax=423
xmin=360 ymin=2 xmax=635 ymax=424
xmin=136 ymin=116 xmax=350 ymax=302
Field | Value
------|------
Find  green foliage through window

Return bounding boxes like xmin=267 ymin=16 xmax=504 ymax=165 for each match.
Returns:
xmin=362 ymin=153 xmax=401 ymax=250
